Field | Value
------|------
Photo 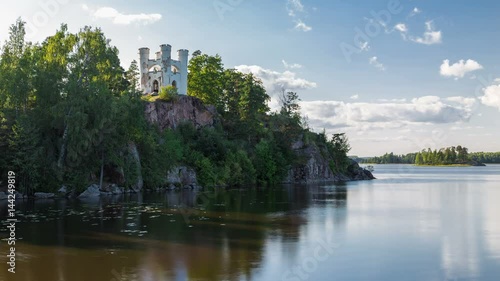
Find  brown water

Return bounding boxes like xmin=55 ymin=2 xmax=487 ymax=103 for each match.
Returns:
xmin=1 ymin=164 xmax=500 ymax=281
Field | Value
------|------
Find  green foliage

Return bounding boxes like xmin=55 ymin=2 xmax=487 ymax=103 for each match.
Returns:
xmin=159 ymin=85 xmax=179 ymax=102
xmin=415 ymin=146 xmax=469 ymax=166
xmin=361 ymin=152 xmax=416 ymax=164
xmin=364 ymin=145 xmax=483 ymax=166
xmin=470 ymin=152 xmax=500 ymax=163
xmin=279 ymin=90 xmax=302 ymax=126
xmin=326 ymin=133 xmax=351 ymax=174
xmin=125 ymin=60 xmax=140 ymax=93
xmin=193 ymin=153 xmax=218 ymax=187
xmin=225 ymin=150 xmax=256 ymax=186
xmin=8 ymin=117 xmax=42 ymax=195
xmin=138 ymin=129 xmax=183 ymax=188
xmin=253 ymin=139 xmax=287 ymax=186
xmin=188 ymin=53 xmax=270 ymax=128
xmin=0 ymin=21 xmax=357 ymax=193
xmin=188 ymin=53 xmax=224 ymax=108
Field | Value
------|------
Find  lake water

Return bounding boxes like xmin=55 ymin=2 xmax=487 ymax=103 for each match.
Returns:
xmin=1 ymin=164 xmax=500 ymax=281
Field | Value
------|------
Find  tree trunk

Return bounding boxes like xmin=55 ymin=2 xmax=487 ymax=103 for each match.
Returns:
xmin=99 ymin=150 xmax=104 ymax=190
xmin=128 ymin=141 xmax=143 ymax=192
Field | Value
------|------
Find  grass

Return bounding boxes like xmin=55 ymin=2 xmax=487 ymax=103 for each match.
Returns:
xmin=141 ymin=94 xmax=161 ymax=102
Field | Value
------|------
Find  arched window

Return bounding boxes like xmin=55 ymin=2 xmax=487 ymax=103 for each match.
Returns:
xmin=172 ymin=80 xmax=177 ymax=88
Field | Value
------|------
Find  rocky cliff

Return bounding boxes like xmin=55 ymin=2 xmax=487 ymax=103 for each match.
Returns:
xmin=284 ymin=139 xmax=375 ymax=184
xmin=145 ymin=95 xmax=217 ymax=131
xmin=143 ymin=96 xmax=374 ymax=185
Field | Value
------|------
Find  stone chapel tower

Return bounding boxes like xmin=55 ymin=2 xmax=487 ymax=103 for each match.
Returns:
xmin=138 ymin=44 xmax=189 ymax=95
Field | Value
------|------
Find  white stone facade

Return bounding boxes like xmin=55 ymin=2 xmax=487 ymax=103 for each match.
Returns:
xmin=139 ymin=44 xmax=189 ymax=95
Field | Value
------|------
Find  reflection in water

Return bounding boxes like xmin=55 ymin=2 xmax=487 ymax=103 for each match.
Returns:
xmin=1 ymin=165 xmax=500 ymax=281
xmin=438 ymin=182 xmax=480 ymax=280
xmin=483 ymin=186 xmax=500 ymax=259
xmin=0 ymin=185 xmax=348 ymax=281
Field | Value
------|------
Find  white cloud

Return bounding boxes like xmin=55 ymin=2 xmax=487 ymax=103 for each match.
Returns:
xmin=282 ymin=60 xmax=302 ymax=69
xmin=369 ymin=56 xmax=386 ymax=71
xmin=394 ymin=23 xmax=408 ymax=39
xmin=287 ymin=0 xmax=312 ymax=32
xmin=85 ymin=6 xmax=162 ymax=25
xmin=287 ymin=0 xmax=304 ymax=16
xmin=446 ymin=96 xmax=477 ymax=108
xmin=394 ymin=23 xmax=408 ymax=33
xmin=440 ymin=59 xmax=483 ymax=79
xmin=235 ymin=65 xmax=317 ymax=93
xmin=409 ymin=7 xmax=421 ymax=17
xmin=300 ymin=95 xmax=475 ymax=131
xmin=480 ymin=84 xmax=500 ymax=110
xmin=350 ymin=94 xmax=359 ymax=100
xmin=410 ymin=21 xmax=442 ymax=45
xmin=378 ymin=98 xmax=407 ymax=103
xmin=359 ymin=41 xmax=370 ymax=51
xmin=294 ymin=19 xmax=312 ymax=32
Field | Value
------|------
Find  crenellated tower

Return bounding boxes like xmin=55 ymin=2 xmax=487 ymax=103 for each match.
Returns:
xmin=138 ymin=44 xmax=189 ymax=95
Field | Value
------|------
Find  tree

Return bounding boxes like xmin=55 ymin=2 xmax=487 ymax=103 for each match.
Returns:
xmin=415 ymin=153 xmax=423 ymax=165
xmin=0 ymin=18 xmax=33 ymax=116
xmin=53 ymin=26 xmax=128 ymax=189
xmin=327 ymin=133 xmax=351 ymax=173
xmin=254 ymin=140 xmax=280 ymax=185
xmin=125 ymin=60 xmax=140 ymax=94
xmin=188 ymin=52 xmax=224 ymax=109
xmin=237 ymin=73 xmax=269 ymax=135
xmin=279 ymin=90 xmax=301 ymax=120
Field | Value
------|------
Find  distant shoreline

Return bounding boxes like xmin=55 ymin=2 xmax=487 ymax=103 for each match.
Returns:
xmin=362 ymin=163 xmax=488 ymax=167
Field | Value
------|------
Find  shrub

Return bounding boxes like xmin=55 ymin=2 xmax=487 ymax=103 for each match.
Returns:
xmin=159 ymin=85 xmax=179 ymax=102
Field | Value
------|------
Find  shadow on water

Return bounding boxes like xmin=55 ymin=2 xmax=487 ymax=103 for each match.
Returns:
xmin=0 ymin=183 xmax=348 ymax=281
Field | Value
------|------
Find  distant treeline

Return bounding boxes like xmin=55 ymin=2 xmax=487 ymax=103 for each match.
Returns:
xmin=360 ymin=146 xmax=500 ymax=165
xmin=358 ymin=153 xmax=416 ymax=164
xmin=415 ymin=146 xmax=469 ymax=165
xmin=470 ymin=152 xmax=500 ymax=163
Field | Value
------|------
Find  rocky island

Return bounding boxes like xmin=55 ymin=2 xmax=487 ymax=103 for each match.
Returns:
xmin=0 ymin=23 xmax=373 ymax=200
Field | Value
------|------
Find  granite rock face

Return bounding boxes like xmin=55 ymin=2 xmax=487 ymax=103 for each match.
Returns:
xmin=78 ymin=184 xmax=101 ymax=198
xmin=345 ymin=160 xmax=376 ymax=181
xmin=144 ymin=96 xmax=217 ymax=131
xmin=166 ymin=166 xmax=200 ymax=189
xmin=284 ymin=139 xmax=375 ymax=184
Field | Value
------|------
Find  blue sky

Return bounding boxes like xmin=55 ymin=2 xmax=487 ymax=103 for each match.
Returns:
xmin=2 ymin=0 xmax=500 ymax=156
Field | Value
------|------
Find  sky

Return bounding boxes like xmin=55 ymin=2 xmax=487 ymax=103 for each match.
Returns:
xmin=1 ymin=0 xmax=500 ymax=156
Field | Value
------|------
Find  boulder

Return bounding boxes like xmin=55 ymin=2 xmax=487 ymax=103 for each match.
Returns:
xmin=58 ymin=186 xmax=68 ymax=194
xmin=100 ymin=184 xmax=124 ymax=195
xmin=78 ymin=184 xmax=101 ymax=198
xmin=167 ymin=166 xmax=197 ymax=186
xmin=34 ymin=192 xmax=55 ymax=199
xmin=346 ymin=160 xmax=376 ymax=180
xmin=112 ymin=186 xmax=125 ymax=194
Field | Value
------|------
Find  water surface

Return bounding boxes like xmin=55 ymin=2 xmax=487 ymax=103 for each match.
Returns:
xmin=1 ymin=164 xmax=500 ymax=281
